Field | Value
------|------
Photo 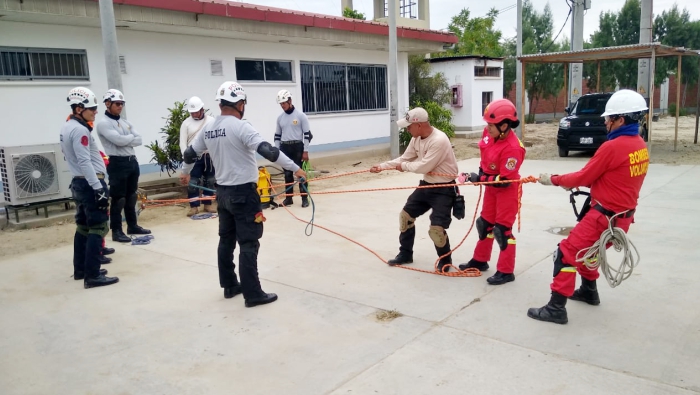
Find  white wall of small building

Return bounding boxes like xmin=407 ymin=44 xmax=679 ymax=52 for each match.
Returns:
xmin=0 ymin=20 xmax=410 ymax=171
xmin=429 ymin=58 xmax=503 ymax=131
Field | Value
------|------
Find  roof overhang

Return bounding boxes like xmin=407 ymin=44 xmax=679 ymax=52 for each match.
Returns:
xmin=517 ymin=43 xmax=700 ymax=64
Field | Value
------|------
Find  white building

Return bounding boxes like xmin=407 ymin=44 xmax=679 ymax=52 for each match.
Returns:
xmin=0 ymin=0 xmax=456 ymax=174
xmin=427 ymin=56 xmax=504 ymax=134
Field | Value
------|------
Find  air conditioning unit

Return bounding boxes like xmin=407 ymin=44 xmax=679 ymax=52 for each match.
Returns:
xmin=0 ymin=143 xmax=73 ymax=206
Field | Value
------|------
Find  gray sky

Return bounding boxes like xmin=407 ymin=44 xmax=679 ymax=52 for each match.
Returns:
xmin=237 ymin=0 xmax=698 ymax=43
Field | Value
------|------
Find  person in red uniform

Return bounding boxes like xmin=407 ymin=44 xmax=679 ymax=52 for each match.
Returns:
xmin=66 ymin=115 xmax=115 ymax=263
xmin=457 ymin=99 xmax=526 ymax=285
xmin=528 ymin=89 xmax=650 ymax=325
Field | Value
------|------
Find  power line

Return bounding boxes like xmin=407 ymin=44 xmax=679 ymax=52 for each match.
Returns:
xmin=540 ymin=1 xmax=572 ymax=53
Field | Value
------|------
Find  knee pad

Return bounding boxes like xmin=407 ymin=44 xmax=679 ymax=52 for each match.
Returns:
xmin=188 ymin=178 xmax=203 ymax=195
xmin=399 ymin=210 xmax=416 ymax=233
xmin=552 ymin=245 xmax=575 ymax=277
xmin=76 ymin=224 xmax=90 ymax=236
xmin=428 ymin=226 xmax=447 ymax=248
xmin=493 ymin=223 xmax=514 ymax=251
xmin=89 ymin=222 xmax=110 ymax=238
xmin=476 ymin=216 xmax=494 ymax=240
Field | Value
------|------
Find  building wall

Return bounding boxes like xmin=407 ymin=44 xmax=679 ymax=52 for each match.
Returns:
xmin=0 ymin=20 xmax=409 ymax=168
xmin=430 ymin=59 xmax=503 ymax=130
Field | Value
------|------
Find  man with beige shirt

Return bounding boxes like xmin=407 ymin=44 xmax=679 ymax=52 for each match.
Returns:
xmin=370 ymin=107 xmax=460 ymax=273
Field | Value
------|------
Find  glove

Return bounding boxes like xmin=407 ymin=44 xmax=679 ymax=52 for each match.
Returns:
xmin=458 ymin=172 xmax=481 ymax=184
xmin=457 ymin=172 xmax=468 ymax=184
xmin=468 ymin=172 xmax=480 ymax=183
xmin=539 ymin=173 xmax=553 ymax=186
xmin=94 ymin=188 xmax=109 ymax=210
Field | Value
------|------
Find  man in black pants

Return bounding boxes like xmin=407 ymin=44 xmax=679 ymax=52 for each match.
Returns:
xmin=96 ymin=89 xmax=150 ymax=242
xmin=274 ymin=90 xmax=312 ymax=207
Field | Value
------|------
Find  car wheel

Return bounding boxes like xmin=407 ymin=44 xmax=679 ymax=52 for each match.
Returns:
xmin=558 ymin=147 xmax=569 ymax=157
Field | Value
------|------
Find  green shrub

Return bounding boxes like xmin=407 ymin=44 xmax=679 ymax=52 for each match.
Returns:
xmin=147 ymin=100 xmax=188 ymax=175
xmin=399 ymin=100 xmax=455 ymax=149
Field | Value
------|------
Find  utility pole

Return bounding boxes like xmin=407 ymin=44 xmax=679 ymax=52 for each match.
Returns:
xmin=388 ymin=0 xmax=399 ymax=158
xmin=568 ymin=0 xmax=587 ymax=107
xmin=98 ymin=0 xmax=126 ymax=118
xmin=515 ymin=0 xmax=523 ymax=139
xmin=638 ymin=0 xmax=653 ymax=103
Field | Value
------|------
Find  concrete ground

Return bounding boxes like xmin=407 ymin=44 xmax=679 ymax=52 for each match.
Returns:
xmin=1 ymin=159 xmax=698 ymax=395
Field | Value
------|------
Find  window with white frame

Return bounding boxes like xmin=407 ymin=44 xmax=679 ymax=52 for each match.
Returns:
xmin=235 ymin=59 xmax=293 ymax=82
xmin=0 ymin=47 xmax=89 ymax=80
xmin=300 ymin=62 xmax=387 ymax=114
xmin=482 ymin=92 xmax=493 ymax=114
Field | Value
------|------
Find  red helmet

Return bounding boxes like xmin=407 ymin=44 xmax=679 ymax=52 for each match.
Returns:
xmin=483 ymin=99 xmax=519 ymax=125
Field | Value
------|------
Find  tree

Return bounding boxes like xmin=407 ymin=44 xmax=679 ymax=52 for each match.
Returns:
xmin=407 ymin=55 xmax=451 ymax=106
xmin=342 ymin=7 xmax=366 ymax=20
xmin=436 ymin=8 xmax=504 ymax=58
xmin=147 ymin=100 xmax=189 ymax=175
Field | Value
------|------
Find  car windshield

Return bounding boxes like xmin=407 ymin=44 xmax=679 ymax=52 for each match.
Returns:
xmin=574 ymin=96 xmax=609 ymax=115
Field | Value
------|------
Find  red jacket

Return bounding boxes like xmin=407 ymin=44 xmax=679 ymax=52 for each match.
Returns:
xmin=479 ymin=128 xmax=526 ymax=180
xmin=552 ymin=135 xmax=648 ymax=213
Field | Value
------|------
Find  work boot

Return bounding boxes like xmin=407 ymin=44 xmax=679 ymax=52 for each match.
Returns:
xmin=74 ymin=269 xmax=108 ymax=280
xmin=282 ymin=197 xmax=294 ymax=206
xmin=459 ymin=259 xmax=490 ymax=272
xmin=203 ymin=204 xmax=218 ymax=214
xmin=245 ymin=293 xmax=278 ymax=308
xmin=487 ymin=271 xmax=515 ymax=285
xmin=527 ymin=292 xmax=569 ymax=324
xmin=98 ymin=255 xmax=112 ymax=264
xmin=84 ymin=274 xmax=119 ymax=289
xmin=102 ymin=247 xmax=115 ymax=255
xmin=127 ymin=225 xmax=151 ymax=235
xmin=569 ymin=278 xmax=600 ymax=306
xmin=387 ymin=252 xmax=413 ymax=266
xmin=112 ymin=229 xmax=131 ymax=243
xmin=187 ymin=207 xmax=199 ymax=217
xmin=437 ymin=259 xmax=451 ymax=273
xmin=224 ymin=285 xmax=242 ymax=299
xmin=301 ymin=198 xmax=309 ymax=208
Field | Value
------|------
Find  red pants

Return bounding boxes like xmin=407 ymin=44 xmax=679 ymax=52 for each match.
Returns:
xmin=551 ymin=209 xmax=634 ymax=296
xmin=472 ymin=184 xmax=519 ymax=273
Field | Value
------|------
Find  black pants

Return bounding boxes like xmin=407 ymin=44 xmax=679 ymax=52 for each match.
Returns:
xmin=216 ymin=183 xmax=266 ymax=299
xmin=280 ymin=142 xmax=308 ymax=200
xmin=187 ymin=153 xmax=215 ymax=208
xmin=71 ymin=178 xmax=109 ymax=278
xmin=107 ymin=156 xmax=140 ymax=231
xmin=400 ymin=181 xmax=457 ymax=261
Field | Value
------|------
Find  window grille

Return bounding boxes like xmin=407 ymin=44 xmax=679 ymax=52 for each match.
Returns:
xmin=1 ymin=47 xmax=89 ymax=81
xmin=301 ymin=62 xmax=387 ymax=114
xmin=474 ymin=66 xmax=501 ymax=77
xmin=482 ymin=92 xmax=493 ymax=114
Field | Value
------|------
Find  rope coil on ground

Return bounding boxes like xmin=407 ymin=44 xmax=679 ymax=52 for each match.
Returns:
xmin=574 ymin=212 xmax=641 ymax=288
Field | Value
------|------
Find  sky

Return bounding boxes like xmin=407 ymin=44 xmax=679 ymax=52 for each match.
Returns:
xmin=235 ymin=0 xmax=698 ymax=43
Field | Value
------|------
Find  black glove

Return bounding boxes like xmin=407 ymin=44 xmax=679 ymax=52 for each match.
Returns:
xmin=469 ymin=172 xmax=480 ymax=183
xmin=94 ymin=188 xmax=109 ymax=210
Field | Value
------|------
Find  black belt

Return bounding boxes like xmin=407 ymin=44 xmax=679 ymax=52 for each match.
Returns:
xmin=593 ymin=203 xmax=635 ymax=218
xmin=419 ymin=180 xmax=456 ymax=186
xmin=280 ymin=140 xmax=302 ymax=145
xmin=74 ymin=173 xmax=105 ymax=180
xmin=217 ymin=182 xmax=257 ymax=190
xmin=109 ymin=155 xmax=137 ymax=161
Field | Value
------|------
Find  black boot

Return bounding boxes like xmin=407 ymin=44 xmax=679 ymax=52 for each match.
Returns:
xmin=84 ymin=274 xmax=120 ymax=289
xmin=527 ymin=292 xmax=569 ymax=324
xmin=437 ymin=259 xmax=451 ymax=273
xmin=487 ymin=271 xmax=515 ymax=285
xmin=127 ymin=225 xmax=151 ymax=235
xmin=102 ymin=247 xmax=115 ymax=255
xmin=282 ymin=197 xmax=294 ymax=206
xmin=245 ymin=293 xmax=278 ymax=308
xmin=74 ymin=269 xmax=108 ymax=280
xmin=301 ymin=198 xmax=309 ymax=208
xmin=570 ymin=278 xmax=600 ymax=306
xmin=224 ymin=285 xmax=243 ymax=299
xmin=459 ymin=258 xmax=489 ymax=272
xmin=98 ymin=255 xmax=112 ymax=264
xmin=112 ymin=229 xmax=131 ymax=243
xmin=388 ymin=252 xmax=413 ymax=266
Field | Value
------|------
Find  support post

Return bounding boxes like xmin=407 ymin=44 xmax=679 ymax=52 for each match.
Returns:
xmin=695 ymin=57 xmax=699 ymax=144
xmin=98 ymin=0 xmax=126 ymax=118
xmin=597 ymin=61 xmax=601 ymax=92
xmin=515 ymin=0 xmax=523 ymax=139
xmin=674 ymin=55 xmax=682 ymax=152
xmin=521 ymin=61 xmax=527 ymax=140
xmin=388 ymin=0 xmax=399 ymax=158
xmin=648 ymin=47 xmax=656 ymax=151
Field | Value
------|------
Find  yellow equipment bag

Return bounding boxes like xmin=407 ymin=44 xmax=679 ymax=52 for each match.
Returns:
xmin=257 ymin=166 xmax=272 ymax=208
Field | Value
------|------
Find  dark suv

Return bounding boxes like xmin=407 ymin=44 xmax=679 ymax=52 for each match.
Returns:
xmin=557 ymin=93 xmax=613 ymax=157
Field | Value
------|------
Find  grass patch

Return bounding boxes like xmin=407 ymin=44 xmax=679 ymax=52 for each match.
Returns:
xmin=375 ymin=309 xmax=403 ymax=322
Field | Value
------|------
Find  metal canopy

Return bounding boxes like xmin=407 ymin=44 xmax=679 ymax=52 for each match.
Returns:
xmin=517 ymin=43 xmax=700 ymax=64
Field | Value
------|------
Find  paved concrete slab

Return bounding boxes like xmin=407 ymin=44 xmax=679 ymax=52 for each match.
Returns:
xmin=0 ymin=159 xmax=698 ymax=394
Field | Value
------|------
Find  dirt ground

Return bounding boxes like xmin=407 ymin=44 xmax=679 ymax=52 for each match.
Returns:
xmin=1 ymin=115 xmax=698 ymax=258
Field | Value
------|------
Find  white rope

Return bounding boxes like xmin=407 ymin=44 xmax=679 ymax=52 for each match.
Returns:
xmin=574 ymin=212 xmax=641 ymax=288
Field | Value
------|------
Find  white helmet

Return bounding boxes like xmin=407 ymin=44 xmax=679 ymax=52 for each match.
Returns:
xmin=277 ymin=89 xmax=292 ymax=104
xmin=215 ymin=81 xmax=246 ymax=104
xmin=103 ymin=89 xmax=125 ymax=103
xmin=186 ymin=96 xmax=205 ymax=112
xmin=601 ymin=89 xmax=648 ymax=118
xmin=67 ymin=87 xmax=98 ymax=108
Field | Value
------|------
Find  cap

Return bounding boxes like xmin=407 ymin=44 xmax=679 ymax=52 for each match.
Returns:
xmin=397 ymin=107 xmax=429 ymax=128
